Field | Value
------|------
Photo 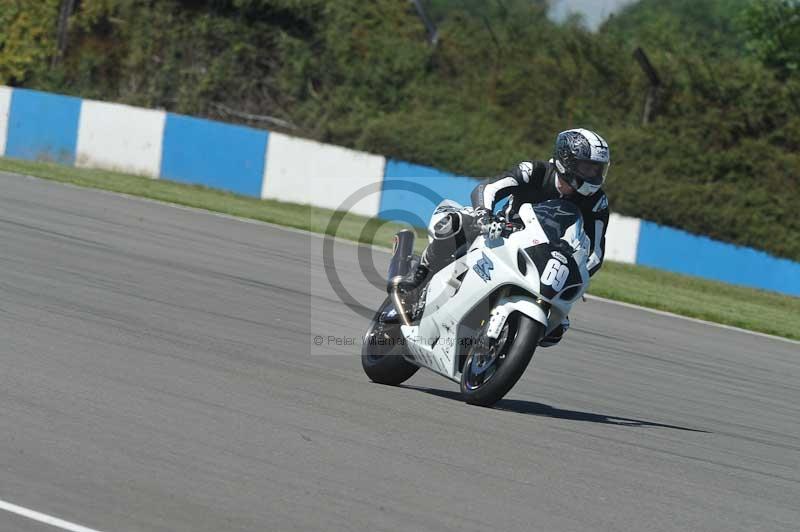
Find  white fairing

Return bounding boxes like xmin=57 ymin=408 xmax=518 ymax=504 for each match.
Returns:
xmin=400 ymin=200 xmax=591 ymax=382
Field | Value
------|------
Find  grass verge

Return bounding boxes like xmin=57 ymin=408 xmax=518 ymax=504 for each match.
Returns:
xmin=2 ymin=157 xmax=798 ymax=341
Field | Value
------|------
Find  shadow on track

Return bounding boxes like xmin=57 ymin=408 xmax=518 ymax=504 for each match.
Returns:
xmin=403 ymin=386 xmax=709 ymax=433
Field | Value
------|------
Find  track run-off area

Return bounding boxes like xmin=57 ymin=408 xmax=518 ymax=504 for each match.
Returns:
xmin=1 ymin=171 xmax=798 ymax=532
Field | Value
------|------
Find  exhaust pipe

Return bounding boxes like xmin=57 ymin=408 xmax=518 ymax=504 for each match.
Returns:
xmin=387 ymin=230 xmax=415 ymax=327
xmin=387 ymin=230 xmax=415 ymax=290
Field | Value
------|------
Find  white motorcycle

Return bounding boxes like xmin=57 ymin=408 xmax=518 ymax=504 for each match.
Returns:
xmin=361 ymin=199 xmax=591 ymax=406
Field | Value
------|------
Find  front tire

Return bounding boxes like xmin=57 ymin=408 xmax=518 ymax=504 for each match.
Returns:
xmin=460 ymin=313 xmax=544 ymax=407
xmin=361 ymin=297 xmax=419 ymax=386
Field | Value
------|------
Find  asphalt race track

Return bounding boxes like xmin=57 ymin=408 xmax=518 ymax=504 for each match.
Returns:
xmin=1 ymin=171 xmax=799 ymax=532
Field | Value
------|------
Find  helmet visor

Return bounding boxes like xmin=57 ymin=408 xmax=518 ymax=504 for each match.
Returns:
xmin=574 ymin=160 xmax=609 ymax=185
xmin=575 ymin=180 xmax=602 ymax=196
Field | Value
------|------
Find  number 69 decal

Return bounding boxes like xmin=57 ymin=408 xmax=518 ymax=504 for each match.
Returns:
xmin=541 ymin=259 xmax=569 ymax=291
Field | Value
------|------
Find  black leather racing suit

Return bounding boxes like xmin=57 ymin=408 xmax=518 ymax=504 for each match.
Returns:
xmin=471 ymin=159 xmax=609 ymax=276
xmin=421 ymin=159 xmax=610 ymax=277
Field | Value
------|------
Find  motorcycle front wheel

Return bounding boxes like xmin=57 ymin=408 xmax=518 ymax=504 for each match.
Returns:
xmin=361 ymin=297 xmax=419 ymax=386
xmin=460 ymin=312 xmax=544 ymax=407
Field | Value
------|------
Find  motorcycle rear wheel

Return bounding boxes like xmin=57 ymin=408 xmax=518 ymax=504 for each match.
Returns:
xmin=361 ymin=297 xmax=419 ymax=386
xmin=460 ymin=313 xmax=544 ymax=407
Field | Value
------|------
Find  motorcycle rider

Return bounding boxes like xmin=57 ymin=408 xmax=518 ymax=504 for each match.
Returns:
xmin=399 ymin=128 xmax=611 ymax=347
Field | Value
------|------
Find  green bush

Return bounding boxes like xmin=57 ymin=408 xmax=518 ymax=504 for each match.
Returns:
xmin=0 ymin=0 xmax=60 ymax=83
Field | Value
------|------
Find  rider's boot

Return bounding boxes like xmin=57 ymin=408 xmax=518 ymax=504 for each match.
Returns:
xmin=396 ymin=210 xmax=471 ymax=293
xmin=396 ymin=238 xmax=447 ymax=292
xmin=539 ymin=316 xmax=570 ymax=347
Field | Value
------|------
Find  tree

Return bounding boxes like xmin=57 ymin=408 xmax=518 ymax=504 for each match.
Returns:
xmin=0 ymin=0 xmax=60 ymax=84
xmin=743 ymin=0 xmax=800 ymax=78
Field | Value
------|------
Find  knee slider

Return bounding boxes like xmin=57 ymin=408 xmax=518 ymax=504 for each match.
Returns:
xmin=432 ymin=212 xmax=462 ymax=240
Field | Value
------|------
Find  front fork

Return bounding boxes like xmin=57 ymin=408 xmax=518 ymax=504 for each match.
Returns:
xmin=485 ymin=292 xmax=551 ymax=340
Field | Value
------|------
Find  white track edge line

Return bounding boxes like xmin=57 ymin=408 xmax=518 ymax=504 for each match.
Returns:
xmin=10 ymin=171 xmax=799 ymax=346
xmin=0 ymin=499 xmax=105 ymax=532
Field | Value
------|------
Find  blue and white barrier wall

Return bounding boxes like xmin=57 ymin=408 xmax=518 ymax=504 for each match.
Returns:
xmin=3 ymin=87 xmax=81 ymax=164
xmin=0 ymin=86 xmax=11 ymax=157
xmin=263 ymin=132 xmax=385 ymax=217
xmin=77 ymin=100 xmax=166 ymax=177
xmin=378 ymin=161 xmax=476 ymax=227
xmin=1 ymin=86 xmax=798 ymax=296
xmin=161 ymin=113 xmax=268 ymax=197
xmin=636 ymin=222 xmax=800 ymax=295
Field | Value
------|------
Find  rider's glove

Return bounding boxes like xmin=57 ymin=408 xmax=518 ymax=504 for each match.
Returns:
xmin=475 ymin=209 xmax=503 ymax=240
xmin=486 ymin=220 xmax=503 ymax=240
xmin=474 ymin=208 xmax=492 ymax=226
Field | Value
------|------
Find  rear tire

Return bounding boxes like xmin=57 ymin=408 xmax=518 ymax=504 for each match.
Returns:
xmin=460 ymin=313 xmax=544 ymax=407
xmin=361 ymin=297 xmax=419 ymax=386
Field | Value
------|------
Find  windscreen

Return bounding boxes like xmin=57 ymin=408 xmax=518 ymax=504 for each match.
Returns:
xmin=532 ymin=200 xmax=583 ymax=243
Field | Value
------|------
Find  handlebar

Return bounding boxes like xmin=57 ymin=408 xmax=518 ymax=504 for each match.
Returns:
xmin=501 ymin=221 xmax=525 ymax=237
xmin=477 ymin=213 xmax=524 ymax=239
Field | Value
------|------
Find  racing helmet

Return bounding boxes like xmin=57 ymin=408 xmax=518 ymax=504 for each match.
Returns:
xmin=554 ymin=129 xmax=611 ymax=196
